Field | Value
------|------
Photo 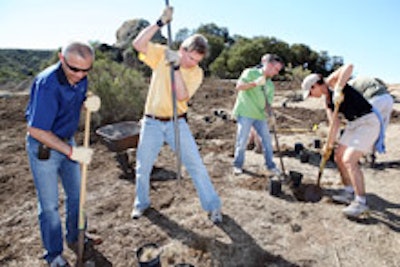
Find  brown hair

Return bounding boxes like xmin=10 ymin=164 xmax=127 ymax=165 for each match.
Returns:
xmin=181 ymin=34 xmax=208 ymax=55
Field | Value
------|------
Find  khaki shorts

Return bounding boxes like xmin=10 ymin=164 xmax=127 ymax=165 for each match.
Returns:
xmin=339 ymin=113 xmax=379 ymax=154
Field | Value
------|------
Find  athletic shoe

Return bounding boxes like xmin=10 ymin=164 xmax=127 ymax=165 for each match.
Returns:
xmin=49 ymin=255 xmax=70 ymax=267
xmin=233 ymin=167 xmax=243 ymax=175
xmin=332 ymin=190 xmax=354 ymax=205
xmin=209 ymin=209 xmax=223 ymax=223
xmin=342 ymin=201 xmax=370 ymax=218
xmin=268 ymin=167 xmax=282 ymax=177
xmin=131 ymin=207 xmax=145 ymax=219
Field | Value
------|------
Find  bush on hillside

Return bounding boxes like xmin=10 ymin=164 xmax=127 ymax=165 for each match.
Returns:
xmin=88 ymin=58 xmax=147 ymax=126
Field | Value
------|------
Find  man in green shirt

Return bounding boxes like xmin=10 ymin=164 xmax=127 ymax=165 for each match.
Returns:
xmin=232 ymin=54 xmax=284 ymax=175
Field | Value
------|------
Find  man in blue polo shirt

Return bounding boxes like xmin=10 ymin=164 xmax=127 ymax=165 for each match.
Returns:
xmin=25 ymin=41 xmax=101 ymax=267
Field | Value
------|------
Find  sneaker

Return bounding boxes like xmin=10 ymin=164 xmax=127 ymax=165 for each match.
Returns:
xmin=49 ymin=255 xmax=70 ymax=267
xmin=131 ymin=207 xmax=144 ymax=219
xmin=332 ymin=190 xmax=354 ymax=205
xmin=209 ymin=209 xmax=223 ymax=223
xmin=268 ymin=167 xmax=282 ymax=177
xmin=233 ymin=167 xmax=243 ymax=175
xmin=342 ymin=201 xmax=370 ymax=218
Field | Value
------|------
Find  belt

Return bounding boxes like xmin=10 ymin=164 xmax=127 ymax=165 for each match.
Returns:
xmin=145 ymin=113 xmax=187 ymax=122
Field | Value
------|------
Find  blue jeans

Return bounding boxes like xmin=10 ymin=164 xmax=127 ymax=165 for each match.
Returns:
xmin=26 ymin=135 xmax=81 ymax=263
xmin=233 ymin=116 xmax=276 ymax=170
xmin=134 ymin=116 xmax=221 ymax=212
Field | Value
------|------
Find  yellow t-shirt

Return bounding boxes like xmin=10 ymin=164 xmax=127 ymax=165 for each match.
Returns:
xmin=139 ymin=42 xmax=203 ymax=117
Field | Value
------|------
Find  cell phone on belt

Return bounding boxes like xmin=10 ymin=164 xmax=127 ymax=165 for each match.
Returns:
xmin=38 ymin=143 xmax=50 ymax=160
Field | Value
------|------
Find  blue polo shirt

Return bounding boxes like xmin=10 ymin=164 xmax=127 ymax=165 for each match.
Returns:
xmin=25 ymin=62 xmax=88 ymax=139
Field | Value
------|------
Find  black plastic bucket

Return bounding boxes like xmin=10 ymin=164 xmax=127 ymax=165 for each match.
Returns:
xmin=136 ymin=243 xmax=161 ymax=267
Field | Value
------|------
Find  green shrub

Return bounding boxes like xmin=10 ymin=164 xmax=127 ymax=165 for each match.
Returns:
xmin=88 ymin=58 xmax=147 ymax=126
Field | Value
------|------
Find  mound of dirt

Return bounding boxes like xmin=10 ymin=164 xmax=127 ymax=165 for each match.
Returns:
xmin=1 ymin=79 xmax=399 ymax=266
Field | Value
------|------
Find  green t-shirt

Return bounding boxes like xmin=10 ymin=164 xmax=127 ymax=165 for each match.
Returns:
xmin=232 ymin=67 xmax=275 ymax=120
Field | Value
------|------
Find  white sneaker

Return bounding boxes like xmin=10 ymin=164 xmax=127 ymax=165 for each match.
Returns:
xmin=268 ymin=167 xmax=282 ymax=177
xmin=332 ymin=190 xmax=354 ymax=205
xmin=49 ymin=255 xmax=70 ymax=267
xmin=209 ymin=209 xmax=223 ymax=223
xmin=131 ymin=207 xmax=144 ymax=219
xmin=233 ymin=167 xmax=243 ymax=175
xmin=342 ymin=201 xmax=370 ymax=218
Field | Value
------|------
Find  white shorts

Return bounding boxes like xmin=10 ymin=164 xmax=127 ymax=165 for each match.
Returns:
xmin=339 ymin=113 xmax=379 ymax=154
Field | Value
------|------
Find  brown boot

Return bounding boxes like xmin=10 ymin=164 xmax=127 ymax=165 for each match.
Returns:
xmin=254 ymin=145 xmax=263 ymax=154
xmin=85 ymin=232 xmax=103 ymax=246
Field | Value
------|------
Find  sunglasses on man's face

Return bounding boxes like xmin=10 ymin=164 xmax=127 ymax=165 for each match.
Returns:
xmin=64 ymin=58 xmax=92 ymax=73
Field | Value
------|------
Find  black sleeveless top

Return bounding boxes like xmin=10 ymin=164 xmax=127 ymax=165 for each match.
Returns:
xmin=327 ymin=84 xmax=372 ymax=121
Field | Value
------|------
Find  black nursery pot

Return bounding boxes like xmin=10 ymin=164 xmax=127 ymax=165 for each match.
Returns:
xmin=314 ymin=139 xmax=321 ymax=149
xmin=269 ymin=178 xmax=282 ymax=196
xmin=137 ymin=243 xmax=161 ymax=267
xmin=299 ymin=151 xmax=309 ymax=163
xmin=294 ymin=142 xmax=304 ymax=155
xmin=289 ymin=171 xmax=303 ymax=187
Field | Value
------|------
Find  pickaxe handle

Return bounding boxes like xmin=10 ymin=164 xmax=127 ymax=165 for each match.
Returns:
xmin=165 ymin=0 xmax=182 ymax=182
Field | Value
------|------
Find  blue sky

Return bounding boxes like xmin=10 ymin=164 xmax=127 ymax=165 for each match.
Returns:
xmin=1 ymin=0 xmax=399 ymax=83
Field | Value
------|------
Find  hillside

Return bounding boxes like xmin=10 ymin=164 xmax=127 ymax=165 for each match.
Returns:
xmin=0 ymin=49 xmax=54 ymax=90
xmin=0 ymin=78 xmax=399 ymax=266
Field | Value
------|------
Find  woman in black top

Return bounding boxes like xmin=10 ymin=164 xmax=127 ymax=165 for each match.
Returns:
xmin=302 ymin=64 xmax=380 ymax=218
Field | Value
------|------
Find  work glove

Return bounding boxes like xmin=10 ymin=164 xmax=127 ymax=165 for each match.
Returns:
xmin=254 ymin=75 xmax=266 ymax=87
xmin=158 ymin=6 xmax=173 ymax=26
xmin=84 ymin=94 xmax=101 ymax=112
xmin=69 ymin=146 xmax=93 ymax=164
xmin=321 ymin=143 xmax=333 ymax=158
xmin=165 ymin=49 xmax=180 ymax=68
xmin=332 ymin=85 xmax=344 ymax=106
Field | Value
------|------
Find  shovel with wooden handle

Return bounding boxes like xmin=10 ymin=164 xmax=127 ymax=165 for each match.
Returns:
xmin=317 ymin=95 xmax=342 ymax=187
xmin=76 ymin=103 xmax=92 ymax=267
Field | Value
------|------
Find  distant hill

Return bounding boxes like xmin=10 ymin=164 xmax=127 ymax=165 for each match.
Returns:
xmin=0 ymin=49 xmax=55 ymax=91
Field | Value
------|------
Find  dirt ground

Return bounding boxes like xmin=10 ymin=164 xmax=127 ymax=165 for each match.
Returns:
xmin=1 ymin=79 xmax=399 ymax=267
